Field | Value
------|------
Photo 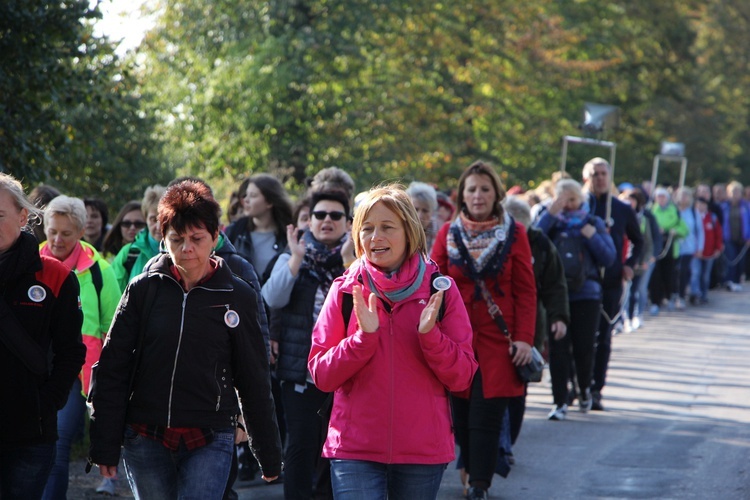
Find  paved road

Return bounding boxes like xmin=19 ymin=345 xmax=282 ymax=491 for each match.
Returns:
xmin=237 ymin=286 xmax=750 ymax=499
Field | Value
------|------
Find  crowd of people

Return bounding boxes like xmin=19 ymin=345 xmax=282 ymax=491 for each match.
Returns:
xmin=1 ymin=158 xmax=749 ymax=500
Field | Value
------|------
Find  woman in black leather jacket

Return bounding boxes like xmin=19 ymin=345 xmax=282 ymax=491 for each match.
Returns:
xmin=88 ymin=180 xmax=282 ymax=499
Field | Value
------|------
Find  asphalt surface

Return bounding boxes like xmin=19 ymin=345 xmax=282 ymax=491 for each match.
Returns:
xmin=69 ymin=286 xmax=750 ymax=498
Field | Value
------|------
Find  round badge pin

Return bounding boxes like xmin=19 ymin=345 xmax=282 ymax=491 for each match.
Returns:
xmin=28 ymin=285 xmax=46 ymax=303
xmin=224 ymin=310 xmax=240 ymax=329
xmin=432 ymin=276 xmax=451 ymax=292
xmin=495 ymin=228 xmax=506 ymax=241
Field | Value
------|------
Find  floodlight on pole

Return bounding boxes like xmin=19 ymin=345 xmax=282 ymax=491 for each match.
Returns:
xmin=581 ymin=102 xmax=619 ymax=136
xmin=651 ymin=141 xmax=688 ymax=201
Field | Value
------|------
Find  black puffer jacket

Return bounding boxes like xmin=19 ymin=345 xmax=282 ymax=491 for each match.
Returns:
xmin=88 ymin=253 xmax=282 ymax=476
xmin=0 ymin=232 xmax=85 ymax=448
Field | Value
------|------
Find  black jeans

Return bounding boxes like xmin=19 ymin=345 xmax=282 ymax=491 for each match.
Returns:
xmin=549 ymin=299 xmax=601 ymax=407
xmin=452 ymin=370 xmax=508 ymax=488
xmin=592 ymin=286 xmax=622 ymax=393
xmin=650 ymin=246 xmax=676 ymax=304
xmin=281 ymin=381 xmax=330 ymax=500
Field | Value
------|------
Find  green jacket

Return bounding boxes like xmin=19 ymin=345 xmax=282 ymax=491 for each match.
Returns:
xmin=651 ymin=202 xmax=688 ymax=258
xmin=39 ymin=240 xmax=120 ymax=395
xmin=110 ymin=229 xmax=160 ymax=292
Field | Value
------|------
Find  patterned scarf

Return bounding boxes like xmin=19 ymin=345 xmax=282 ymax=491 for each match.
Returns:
xmin=300 ymin=230 xmax=345 ymax=299
xmin=554 ymin=204 xmax=591 ymax=230
xmin=447 ymin=210 xmax=516 ymax=296
xmin=362 ymin=252 xmax=426 ymax=304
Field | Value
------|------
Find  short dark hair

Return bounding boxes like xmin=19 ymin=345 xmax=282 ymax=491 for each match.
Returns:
xmin=158 ymin=180 xmax=220 ymax=238
xmin=310 ymin=189 xmax=351 ymax=219
xmin=83 ymin=198 xmax=109 ymax=227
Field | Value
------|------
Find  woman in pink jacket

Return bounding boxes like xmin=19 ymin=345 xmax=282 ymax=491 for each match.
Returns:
xmin=308 ymin=185 xmax=477 ymax=499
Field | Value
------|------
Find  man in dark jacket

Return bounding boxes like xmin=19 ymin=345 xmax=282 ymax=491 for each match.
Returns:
xmin=0 ymin=174 xmax=85 ymax=500
xmin=583 ymin=158 xmax=644 ymax=411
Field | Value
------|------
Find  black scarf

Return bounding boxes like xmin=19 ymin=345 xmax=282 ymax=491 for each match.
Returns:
xmin=300 ymin=230 xmax=346 ymax=298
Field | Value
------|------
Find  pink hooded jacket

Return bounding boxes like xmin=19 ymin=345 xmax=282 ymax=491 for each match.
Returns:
xmin=308 ymin=257 xmax=477 ymax=464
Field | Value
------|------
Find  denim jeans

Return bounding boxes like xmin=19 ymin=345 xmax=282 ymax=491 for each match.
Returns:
xmin=122 ymin=425 xmax=235 ymax=500
xmin=42 ymin=378 xmax=86 ymax=500
xmin=0 ymin=442 xmax=56 ymax=499
xmin=697 ymin=257 xmax=715 ymax=300
xmin=330 ymin=459 xmax=445 ymax=500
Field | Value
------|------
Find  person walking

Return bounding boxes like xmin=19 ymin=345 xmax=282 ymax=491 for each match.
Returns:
xmin=88 ymin=180 xmax=282 ymax=499
xmin=582 ymin=158 xmax=643 ymax=411
xmin=431 ymin=161 xmax=536 ymax=500
xmin=0 ymin=174 xmax=85 ymax=500
xmin=309 ymin=185 xmax=477 ymax=500
xmin=39 ymin=196 xmax=121 ymax=500
xmin=536 ymin=180 xmax=615 ymax=420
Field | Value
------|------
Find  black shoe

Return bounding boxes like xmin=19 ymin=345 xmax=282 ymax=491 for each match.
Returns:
xmin=467 ymin=486 xmax=488 ymax=500
xmin=591 ymin=391 xmax=604 ymax=411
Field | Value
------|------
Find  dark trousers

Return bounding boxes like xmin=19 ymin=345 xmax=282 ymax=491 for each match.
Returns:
xmin=281 ymin=381 xmax=330 ymax=500
xmin=650 ymin=247 xmax=676 ymax=304
xmin=507 ymin=391 xmax=526 ymax=446
xmin=592 ymin=286 xmax=622 ymax=393
xmin=550 ymin=299 xmax=601 ymax=406
xmin=452 ymin=370 xmax=507 ymax=488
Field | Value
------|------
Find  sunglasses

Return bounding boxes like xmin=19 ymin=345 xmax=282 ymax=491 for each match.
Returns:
xmin=121 ymin=221 xmax=147 ymax=229
xmin=311 ymin=210 xmax=346 ymax=221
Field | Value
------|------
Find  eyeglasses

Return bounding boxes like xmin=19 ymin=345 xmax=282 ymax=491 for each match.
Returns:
xmin=311 ymin=211 xmax=346 ymax=221
xmin=121 ymin=221 xmax=147 ymax=229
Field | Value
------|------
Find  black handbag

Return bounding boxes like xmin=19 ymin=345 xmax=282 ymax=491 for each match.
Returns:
xmin=474 ymin=279 xmax=544 ymax=383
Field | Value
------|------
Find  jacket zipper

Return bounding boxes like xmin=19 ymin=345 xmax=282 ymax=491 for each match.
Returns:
xmin=388 ymin=312 xmax=394 ymax=463
xmin=162 ymin=274 xmax=233 ymax=428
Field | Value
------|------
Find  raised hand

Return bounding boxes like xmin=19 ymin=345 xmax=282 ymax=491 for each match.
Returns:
xmin=418 ymin=290 xmax=445 ymax=334
xmin=352 ymin=284 xmax=379 ymax=333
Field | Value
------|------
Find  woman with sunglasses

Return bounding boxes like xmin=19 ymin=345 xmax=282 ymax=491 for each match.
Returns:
xmin=261 ymin=190 xmax=353 ymax=500
xmin=101 ymin=201 xmax=145 ymax=261
xmin=308 ymin=185 xmax=477 ymax=500
xmin=110 ymin=185 xmax=166 ymax=292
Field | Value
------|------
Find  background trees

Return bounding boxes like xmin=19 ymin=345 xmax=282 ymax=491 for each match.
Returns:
xmin=4 ymin=0 xmax=750 ymax=209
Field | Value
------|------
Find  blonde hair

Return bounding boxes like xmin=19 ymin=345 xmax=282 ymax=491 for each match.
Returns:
xmin=351 ymin=184 xmax=426 ymax=260
xmin=0 ymin=173 xmax=39 ymax=224
xmin=555 ymin=179 xmax=585 ymax=204
xmin=44 ymin=195 xmax=87 ymax=232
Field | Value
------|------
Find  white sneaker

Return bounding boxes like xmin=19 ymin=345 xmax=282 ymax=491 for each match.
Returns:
xmin=675 ymin=298 xmax=685 ymax=311
xmin=731 ymin=282 xmax=743 ymax=292
xmin=548 ymin=404 xmax=568 ymax=421
xmin=623 ymin=319 xmax=632 ymax=333
xmin=631 ymin=316 xmax=642 ymax=330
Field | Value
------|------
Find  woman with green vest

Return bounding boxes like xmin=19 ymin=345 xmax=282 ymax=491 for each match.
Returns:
xmin=649 ymin=187 xmax=688 ymax=315
xmin=39 ymin=195 xmax=120 ymax=500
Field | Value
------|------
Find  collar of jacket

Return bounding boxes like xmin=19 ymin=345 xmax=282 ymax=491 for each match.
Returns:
xmin=147 ymin=253 xmax=235 ymax=291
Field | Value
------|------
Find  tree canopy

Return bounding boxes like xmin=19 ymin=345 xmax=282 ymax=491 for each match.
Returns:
xmin=4 ymin=0 xmax=750 ymax=207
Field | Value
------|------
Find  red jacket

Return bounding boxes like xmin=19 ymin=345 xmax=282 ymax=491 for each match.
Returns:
xmin=431 ymin=221 xmax=536 ymax=399
xmin=308 ymin=257 xmax=477 ymax=464
xmin=701 ymin=210 xmax=723 ymax=257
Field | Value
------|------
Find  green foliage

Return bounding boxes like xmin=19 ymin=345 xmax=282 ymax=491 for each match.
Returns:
xmin=0 ymin=0 xmax=172 ymax=210
xmin=7 ymin=0 xmax=750 ymax=212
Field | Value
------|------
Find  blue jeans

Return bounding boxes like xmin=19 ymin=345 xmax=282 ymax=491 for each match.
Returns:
xmin=0 ymin=442 xmax=56 ymax=499
xmin=122 ymin=425 xmax=235 ymax=500
xmin=697 ymin=257 xmax=715 ymax=300
xmin=330 ymin=460 xmax=445 ymax=500
xmin=43 ymin=378 xmax=86 ymax=500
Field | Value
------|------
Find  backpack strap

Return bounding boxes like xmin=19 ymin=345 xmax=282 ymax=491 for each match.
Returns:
xmin=90 ymin=260 xmax=103 ymax=304
xmin=123 ymin=247 xmax=141 ymax=278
